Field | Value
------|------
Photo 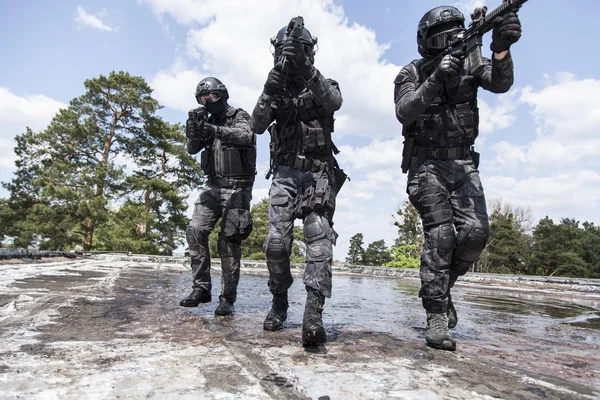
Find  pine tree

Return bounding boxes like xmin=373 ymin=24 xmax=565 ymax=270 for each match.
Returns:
xmin=0 ymin=71 xmax=201 ymax=253
xmin=346 ymin=233 xmax=365 ymax=265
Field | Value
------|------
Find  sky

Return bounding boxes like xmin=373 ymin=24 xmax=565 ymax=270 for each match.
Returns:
xmin=1 ymin=0 xmax=599 ymax=259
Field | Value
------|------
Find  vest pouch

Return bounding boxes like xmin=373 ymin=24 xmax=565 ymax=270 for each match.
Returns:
xmin=200 ymin=148 xmax=214 ymax=176
xmin=456 ymin=104 xmax=479 ymax=142
xmin=417 ymin=114 xmax=442 ymax=143
xmin=302 ymin=126 xmax=329 ymax=154
xmin=220 ymin=147 xmax=244 ymax=177
xmin=297 ymin=94 xmax=326 ymax=122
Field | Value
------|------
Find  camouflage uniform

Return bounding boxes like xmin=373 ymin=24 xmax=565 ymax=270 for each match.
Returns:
xmin=186 ymin=106 xmax=256 ymax=305
xmin=395 ymin=54 xmax=515 ymax=314
xmin=251 ymin=70 xmax=343 ymax=299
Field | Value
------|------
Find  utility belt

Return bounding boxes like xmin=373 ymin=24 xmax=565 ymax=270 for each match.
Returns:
xmin=208 ymin=175 xmax=254 ymax=189
xmin=412 ymin=145 xmax=473 ymax=161
xmin=277 ymin=153 xmax=332 ymax=173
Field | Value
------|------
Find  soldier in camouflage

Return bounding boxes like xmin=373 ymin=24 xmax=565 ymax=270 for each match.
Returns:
xmin=394 ymin=6 xmax=521 ymax=350
xmin=250 ymin=18 xmax=345 ymax=346
xmin=180 ymin=77 xmax=257 ymax=316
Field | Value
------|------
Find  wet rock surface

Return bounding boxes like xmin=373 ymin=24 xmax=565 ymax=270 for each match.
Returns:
xmin=0 ymin=256 xmax=599 ymax=399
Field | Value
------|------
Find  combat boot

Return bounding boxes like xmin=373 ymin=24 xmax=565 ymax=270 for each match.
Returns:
xmin=179 ymin=288 xmax=211 ymax=307
xmin=214 ymin=298 xmax=235 ymax=316
xmin=426 ymin=312 xmax=456 ymax=351
xmin=302 ymin=288 xmax=326 ymax=346
xmin=263 ymin=291 xmax=288 ymax=331
xmin=447 ymin=294 xmax=458 ymax=329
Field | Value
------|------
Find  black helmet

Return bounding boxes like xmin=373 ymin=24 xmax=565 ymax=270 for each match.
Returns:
xmin=195 ymin=77 xmax=229 ymax=104
xmin=195 ymin=77 xmax=229 ymax=116
xmin=417 ymin=6 xmax=465 ymax=58
xmin=270 ymin=21 xmax=318 ymax=64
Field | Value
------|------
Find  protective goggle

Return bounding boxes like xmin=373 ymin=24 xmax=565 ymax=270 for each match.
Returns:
xmin=196 ymin=92 xmax=221 ymax=105
xmin=427 ymin=27 xmax=464 ymax=49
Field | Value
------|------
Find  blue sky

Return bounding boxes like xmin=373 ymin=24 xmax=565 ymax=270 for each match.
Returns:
xmin=1 ymin=0 xmax=599 ymax=259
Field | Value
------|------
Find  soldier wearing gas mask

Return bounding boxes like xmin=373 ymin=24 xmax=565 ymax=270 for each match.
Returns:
xmin=250 ymin=18 xmax=345 ymax=346
xmin=181 ymin=77 xmax=257 ymax=316
xmin=394 ymin=6 xmax=521 ymax=350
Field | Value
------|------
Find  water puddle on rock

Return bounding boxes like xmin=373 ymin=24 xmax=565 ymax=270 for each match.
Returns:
xmin=170 ymin=271 xmax=600 ymax=350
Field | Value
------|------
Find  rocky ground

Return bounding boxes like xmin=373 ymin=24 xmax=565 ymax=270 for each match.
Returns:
xmin=0 ymin=256 xmax=598 ymax=399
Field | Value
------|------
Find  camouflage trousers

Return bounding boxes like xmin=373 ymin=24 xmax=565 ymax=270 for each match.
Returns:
xmin=406 ymin=157 xmax=490 ymax=313
xmin=265 ymin=165 xmax=338 ymax=298
xmin=186 ymin=182 xmax=253 ymax=303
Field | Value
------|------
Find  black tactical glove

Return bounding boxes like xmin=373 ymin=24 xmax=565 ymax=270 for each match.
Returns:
xmin=198 ymin=120 xmax=219 ymax=138
xmin=433 ymin=53 xmax=462 ymax=83
xmin=490 ymin=11 xmax=522 ymax=53
xmin=281 ymin=40 xmax=315 ymax=80
xmin=264 ymin=67 xmax=287 ymax=96
xmin=185 ymin=118 xmax=199 ymax=139
xmin=185 ymin=118 xmax=216 ymax=140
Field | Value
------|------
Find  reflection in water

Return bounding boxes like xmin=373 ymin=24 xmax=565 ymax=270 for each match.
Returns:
xmin=173 ymin=271 xmax=600 ymax=347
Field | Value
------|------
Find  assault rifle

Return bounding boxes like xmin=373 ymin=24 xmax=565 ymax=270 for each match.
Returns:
xmin=275 ymin=16 xmax=305 ymax=72
xmin=420 ymin=0 xmax=529 ymax=76
xmin=401 ymin=0 xmax=528 ymax=174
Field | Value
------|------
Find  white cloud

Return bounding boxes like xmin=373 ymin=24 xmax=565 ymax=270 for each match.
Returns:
xmin=478 ymin=92 xmax=518 ymax=136
xmin=488 ymin=73 xmax=600 ymax=173
xmin=0 ymin=88 xmax=67 ymax=171
xmin=485 ymin=169 xmax=600 ymax=224
xmin=520 ymin=73 xmax=600 ymax=139
xmin=75 ymin=6 xmax=118 ymax=32
xmin=336 ymin=137 xmax=403 ymax=171
xmin=145 ymin=0 xmax=401 ymax=139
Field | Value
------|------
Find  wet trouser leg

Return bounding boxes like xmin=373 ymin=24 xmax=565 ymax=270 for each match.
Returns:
xmin=186 ymin=188 xmax=221 ymax=292
xmin=407 ymin=160 xmax=455 ymax=314
xmin=216 ymin=187 xmax=252 ymax=304
xmin=303 ymin=212 xmax=335 ymax=298
xmin=217 ymin=236 xmax=242 ymax=303
xmin=265 ymin=168 xmax=297 ymax=294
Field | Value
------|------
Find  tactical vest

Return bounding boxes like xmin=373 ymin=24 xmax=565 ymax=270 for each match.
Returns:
xmin=269 ymin=82 xmax=337 ymax=172
xmin=405 ymin=59 xmax=479 ymax=150
xmin=201 ymin=108 xmax=256 ymax=188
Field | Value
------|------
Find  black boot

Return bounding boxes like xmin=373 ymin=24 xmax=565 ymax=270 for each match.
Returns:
xmin=302 ymin=288 xmax=326 ymax=346
xmin=426 ymin=312 xmax=456 ymax=351
xmin=179 ymin=288 xmax=211 ymax=307
xmin=263 ymin=291 xmax=288 ymax=331
xmin=447 ymin=293 xmax=458 ymax=329
xmin=214 ymin=298 xmax=234 ymax=316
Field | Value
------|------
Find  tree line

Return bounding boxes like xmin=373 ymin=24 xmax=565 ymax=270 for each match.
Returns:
xmin=345 ymin=199 xmax=600 ymax=279
xmin=1 ymin=71 xmax=598 ymax=278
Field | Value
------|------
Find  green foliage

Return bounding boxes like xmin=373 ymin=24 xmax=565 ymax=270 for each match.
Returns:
xmin=0 ymin=71 xmax=202 ymax=254
xmin=363 ymin=239 xmax=392 ymax=266
xmin=385 ymin=244 xmax=420 ymax=269
xmin=345 ymin=233 xmax=365 ymax=265
xmin=393 ymin=201 xmax=423 ymax=258
xmin=528 ymin=217 xmax=590 ymax=278
xmin=482 ymin=212 xmax=530 ymax=274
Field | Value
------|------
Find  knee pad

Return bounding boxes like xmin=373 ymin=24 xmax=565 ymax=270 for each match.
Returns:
xmin=436 ymin=223 xmax=456 ymax=251
xmin=455 ymin=222 xmax=490 ymax=263
xmin=186 ymin=225 xmax=209 ymax=246
xmin=460 ymin=223 xmax=490 ymax=251
xmin=265 ymin=232 xmax=289 ymax=262
xmin=304 ymin=213 xmax=330 ymax=244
